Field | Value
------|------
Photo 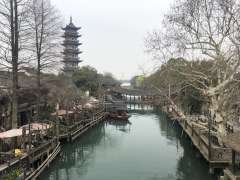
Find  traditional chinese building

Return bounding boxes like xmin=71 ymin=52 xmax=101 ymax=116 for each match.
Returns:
xmin=62 ymin=17 xmax=82 ymax=75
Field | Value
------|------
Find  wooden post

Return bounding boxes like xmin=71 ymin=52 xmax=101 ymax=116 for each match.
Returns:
xmin=66 ymin=106 xmax=69 ymax=126
xmin=232 ymin=149 xmax=236 ymax=173
xmin=208 ymin=112 xmax=212 ymax=161
xmin=22 ymin=127 xmax=26 ymax=150
xmin=74 ymin=112 xmax=76 ymax=124
xmin=2 ymin=106 xmax=5 ymax=129
xmin=56 ymin=105 xmax=59 ymax=142
xmin=198 ymin=130 xmax=201 ymax=147
xmin=191 ymin=124 xmax=194 ymax=136
xmin=28 ymin=110 xmax=32 ymax=150
xmin=168 ymin=84 xmax=171 ymax=98
xmin=56 ymin=117 xmax=59 ymax=142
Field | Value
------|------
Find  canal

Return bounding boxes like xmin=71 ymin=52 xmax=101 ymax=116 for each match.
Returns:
xmin=40 ymin=110 xmax=216 ymax=180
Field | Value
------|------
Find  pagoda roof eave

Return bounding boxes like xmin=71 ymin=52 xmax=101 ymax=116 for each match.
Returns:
xmin=61 ymin=43 xmax=82 ymax=46
xmin=62 ymin=27 xmax=81 ymax=31
xmin=62 ymin=60 xmax=82 ymax=63
xmin=62 ymin=35 xmax=81 ymax=38
xmin=62 ymin=51 xmax=83 ymax=54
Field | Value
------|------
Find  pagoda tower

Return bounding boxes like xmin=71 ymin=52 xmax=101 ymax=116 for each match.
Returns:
xmin=62 ymin=17 xmax=82 ymax=75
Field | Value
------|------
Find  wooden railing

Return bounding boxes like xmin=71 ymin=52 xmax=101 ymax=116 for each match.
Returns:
xmin=180 ymin=118 xmax=232 ymax=163
xmin=58 ymin=109 xmax=105 ymax=140
xmin=0 ymin=152 xmax=15 ymax=165
xmin=0 ymin=139 xmax=58 ymax=177
xmin=167 ymin=105 xmax=232 ymax=165
xmin=29 ymin=139 xmax=58 ymax=162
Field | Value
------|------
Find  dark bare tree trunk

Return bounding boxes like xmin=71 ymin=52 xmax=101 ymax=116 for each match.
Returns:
xmin=35 ymin=0 xmax=44 ymax=121
xmin=36 ymin=56 xmax=41 ymax=120
xmin=36 ymin=23 xmax=41 ymax=121
xmin=11 ymin=0 xmax=19 ymax=128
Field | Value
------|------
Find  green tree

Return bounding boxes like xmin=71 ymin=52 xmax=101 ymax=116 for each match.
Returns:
xmin=72 ymin=66 xmax=99 ymax=95
xmin=99 ymin=72 xmax=119 ymax=88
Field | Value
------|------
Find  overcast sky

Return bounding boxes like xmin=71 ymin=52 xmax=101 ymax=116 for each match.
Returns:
xmin=51 ymin=0 xmax=174 ymax=80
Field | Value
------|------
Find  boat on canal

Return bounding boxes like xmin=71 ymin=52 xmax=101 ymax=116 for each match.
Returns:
xmin=106 ymin=110 xmax=131 ymax=120
xmin=104 ymin=94 xmax=130 ymax=121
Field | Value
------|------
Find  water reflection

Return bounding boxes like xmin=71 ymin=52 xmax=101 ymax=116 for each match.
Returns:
xmin=107 ymin=119 xmax=131 ymax=133
xmin=41 ymin=123 xmax=105 ymax=180
xmin=127 ymin=104 xmax=154 ymax=112
xmin=40 ymin=111 xmax=216 ymax=180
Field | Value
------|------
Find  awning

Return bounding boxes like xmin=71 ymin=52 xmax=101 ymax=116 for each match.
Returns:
xmin=0 ymin=123 xmax=51 ymax=139
xmin=20 ymin=123 xmax=51 ymax=130
xmin=0 ymin=129 xmax=28 ymax=139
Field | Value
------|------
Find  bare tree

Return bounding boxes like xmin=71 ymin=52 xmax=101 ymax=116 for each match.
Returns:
xmin=146 ymin=0 xmax=240 ymax=136
xmin=0 ymin=0 xmax=30 ymax=128
xmin=27 ymin=0 xmax=62 ymax=120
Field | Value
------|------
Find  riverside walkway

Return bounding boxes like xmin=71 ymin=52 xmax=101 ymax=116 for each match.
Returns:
xmin=166 ymin=105 xmax=232 ymax=171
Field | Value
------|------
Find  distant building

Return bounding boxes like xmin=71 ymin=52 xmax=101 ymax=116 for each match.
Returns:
xmin=62 ymin=17 xmax=82 ymax=76
xmin=121 ymin=82 xmax=131 ymax=88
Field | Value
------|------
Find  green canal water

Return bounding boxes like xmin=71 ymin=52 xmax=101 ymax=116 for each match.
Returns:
xmin=40 ymin=110 xmax=216 ymax=180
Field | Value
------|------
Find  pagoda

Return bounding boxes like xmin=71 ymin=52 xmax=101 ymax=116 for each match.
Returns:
xmin=62 ymin=17 xmax=82 ymax=75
